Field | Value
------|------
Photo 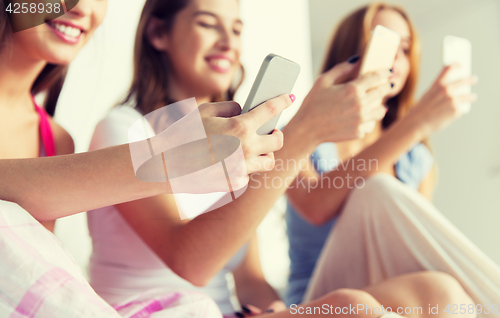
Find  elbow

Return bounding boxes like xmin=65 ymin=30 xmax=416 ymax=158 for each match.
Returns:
xmin=296 ymin=202 xmax=335 ymax=226
xmin=177 ymin=270 xmax=211 ymax=287
xmin=304 ymin=209 xmax=330 ymax=226
xmin=166 ymin=260 xmax=212 ymax=287
xmin=289 ymin=192 xmax=331 ymax=226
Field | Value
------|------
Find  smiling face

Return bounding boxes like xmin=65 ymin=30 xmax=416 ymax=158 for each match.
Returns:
xmin=9 ymin=0 xmax=107 ymax=65
xmin=151 ymin=0 xmax=242 ymax=100
xmin=371 ymin=9 xmax=411 ymax=98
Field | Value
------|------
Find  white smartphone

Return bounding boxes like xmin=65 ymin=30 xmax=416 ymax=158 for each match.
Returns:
xmin=359 ymin=25 xmax=401 ymax=134
xmin=443 ymin=35 xmax=472 ymax=113
xmin=360 ymin=25 xmax=401 ymax=75
xmin=241 ymin=54 xmax=301 ymax=135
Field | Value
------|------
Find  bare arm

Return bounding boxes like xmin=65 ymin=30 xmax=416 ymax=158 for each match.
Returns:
xmin=0 ymin=144 xmax=168 ymax=221
xmin=112 ymin=61 xmax=391 ymax=286
xmin=233 ymin=234 xmax=281 ymax=310
xmin=287 ymin=114 xmax=425 ymax=225
xmin=287 ymin=65 xmax=477 ymax=225
xmin=418 ymin=168 xmax=435 ymax=201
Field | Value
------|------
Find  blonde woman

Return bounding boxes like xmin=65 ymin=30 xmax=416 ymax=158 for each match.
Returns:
xmin=285 ymin=2 xmax=500 ymax=310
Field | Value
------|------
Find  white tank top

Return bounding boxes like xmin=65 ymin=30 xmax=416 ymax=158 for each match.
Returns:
xmin=87 ymin=106 xmax=247 ymax=316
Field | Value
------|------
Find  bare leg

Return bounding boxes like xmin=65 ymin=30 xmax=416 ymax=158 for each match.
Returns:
xmin=267 ymin=288 xmax=383 ymax=318
xmin=363 ymin=272 xmax=476 ymax=318
xmin=304 ymin=173 xmax=500 ymax=306
xmin=266 ymin=272 xmax=475 ymax=318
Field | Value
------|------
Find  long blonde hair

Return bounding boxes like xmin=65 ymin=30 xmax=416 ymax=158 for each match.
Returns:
xmin=322 ymin=2 xmax=435 ymax=185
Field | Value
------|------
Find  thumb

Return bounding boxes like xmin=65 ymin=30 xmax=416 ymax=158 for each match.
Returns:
xmin=320 ymin=55 xmax=360 ymax=86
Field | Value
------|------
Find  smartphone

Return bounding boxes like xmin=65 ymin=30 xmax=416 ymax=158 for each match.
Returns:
xmin=359 ymin=25 xmax=401 ymax=134
xmin=360 ymin=25 xmax=401 ymax=75
xmin=241 ymin=54 xmax=301 ymax=135
xmin=443 ymin=35 xmax=472 ymax=113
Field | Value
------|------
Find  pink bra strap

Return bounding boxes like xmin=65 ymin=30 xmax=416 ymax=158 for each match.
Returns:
xmin=33 ymin=100 xmax=56 ymax=157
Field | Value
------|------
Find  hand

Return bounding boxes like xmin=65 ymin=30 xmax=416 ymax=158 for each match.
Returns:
xmin=411 ymin=64 xmax=478 ymax=137
xmin=133 ymin=96 xmax=293 ymax=194
xmin=236 ymin=301 xmax=287 ymax=317
xmin=200 ymin=95 xmax=294 ymax=174
xmin=292 ymin=59 xmax=391 ymax=143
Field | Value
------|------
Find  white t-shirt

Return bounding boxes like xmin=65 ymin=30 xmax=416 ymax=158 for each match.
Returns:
xmin=87 ymin=106 xmax=247 ymax=316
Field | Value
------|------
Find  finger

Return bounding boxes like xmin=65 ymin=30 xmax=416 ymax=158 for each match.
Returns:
xmin=238 ymin=94 xmax=292 ymax=128
xmin=200 ymin=101 xmax=242 ymax=118
xmin=247 ymin=154 xmax=275 ymax=173
xmin=319 ymin=58 xmax=359 ymax=86
xmin=254 ymin=129 xmax=284 ymax=154
xmin=267 ymin=301 xmax=288 ymax=312
xmin=437 ymin=63 xmax=460 ymax=85
xmin=352 ymin=69 xmax=390 ymax=92
xmin=362 ymin=103 xmax=387 ymax=123
xmin=364 ymin=80 xmax=392 ymax=103
xmin=243 ymin=305 xmax=263 ymax=315
xmin=454 ymin=93 xmax=478 ymax=104
xmin=448 ymin=75 xmax=478 ymax=91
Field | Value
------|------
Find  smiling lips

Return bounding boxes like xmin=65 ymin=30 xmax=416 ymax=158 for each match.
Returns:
xmin=206 ymin=56 xmax=232 ymax=73
xmin=46 ymin=21 xmax=83 ymax=44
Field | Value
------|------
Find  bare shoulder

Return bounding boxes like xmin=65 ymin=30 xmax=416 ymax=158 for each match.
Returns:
xmin=47 ymin=117 xmax=75 ymax=155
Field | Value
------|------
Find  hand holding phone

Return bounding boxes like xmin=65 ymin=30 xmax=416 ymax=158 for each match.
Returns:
xmin=241 ymin=54 xmax=301 ymax=135
xmin=359 ymin=25 xmax=401 ymax=134
xmin=443 ymin=35 xmax=472 ymax=114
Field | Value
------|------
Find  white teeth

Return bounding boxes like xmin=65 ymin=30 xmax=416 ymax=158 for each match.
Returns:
xmin=50 ymin=22 xmax=82 ymax=38
xmin=209 ymin=59 xmax=231 ymax=69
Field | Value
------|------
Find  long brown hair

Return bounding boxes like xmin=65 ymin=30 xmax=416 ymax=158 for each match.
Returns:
xmin=124 ymin=0 xmax=243 ymax=115
xmin=0 ymin=1 xmax=67 ymax=116
xmin=323 ymin=2 xmax=435 ymax=184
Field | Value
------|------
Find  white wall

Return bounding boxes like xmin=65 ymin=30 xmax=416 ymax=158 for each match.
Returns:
xmin=308 ymin=0 xmax=500 ymax=263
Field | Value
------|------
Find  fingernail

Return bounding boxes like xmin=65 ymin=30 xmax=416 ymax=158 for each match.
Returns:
xmin=289 ymin=94 xmax=296 ymax=103
xmin=347 ymin=54 xmax=360 ymax=64
xmin=235 ymin=312 xmax=245 ymax=318
xmin=267 ymin=309 xmax=275 ymax=313
xmin=242 ymin=306 xmax=251 ymax=314
xmin=390 ymin=83 xmax=394 ymax=88
xmin=390 ymin=68 xmax=393 ymax=73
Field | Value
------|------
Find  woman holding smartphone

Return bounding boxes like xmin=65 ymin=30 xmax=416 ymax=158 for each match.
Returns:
xmin=285 ymin=1 xmax=500 ymax=308
xmin=86 ymin=0 xmax=475 ymax=317
xmin=0 ymin=0 xmax=295 ymax=316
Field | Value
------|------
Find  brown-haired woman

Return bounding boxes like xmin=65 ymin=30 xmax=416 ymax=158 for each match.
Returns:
xmin=285 ymin=1 xmax=500 ymax=308
xmin=86 ymin=0 xmax=475 ymax=317
xmin=0 ymin=0 xmax=109 ymax=234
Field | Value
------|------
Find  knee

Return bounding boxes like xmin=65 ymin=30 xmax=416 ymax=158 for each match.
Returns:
xmin=325 ymin=288 xmax=380 ymax=309
xmin=409 ymin=271 xmax=476 ymax=318
xmin=349 ymin=173 xmax=398 ymax=202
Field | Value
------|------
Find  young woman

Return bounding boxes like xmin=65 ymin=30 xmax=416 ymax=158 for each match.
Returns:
xmin=0 ymin=0 xmax=98 ymax=232
xmin=0 ymin=0 xmax=295 ymax=316
xmin=285 ymin=2 xmax=500 ymax=308
xmin=86 ymin=0 xmax=475 ymax=317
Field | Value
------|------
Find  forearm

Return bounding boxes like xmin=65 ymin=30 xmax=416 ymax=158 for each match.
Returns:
xmin=289 ymin=114 xmax=425 ymax=225
xmin=236 ymin=279 xmax=281 ymax=310
xmin=0 ymin=145 xmax=167 ymax=220
xmin=165 ymin=122 xmax=319 ymax=286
